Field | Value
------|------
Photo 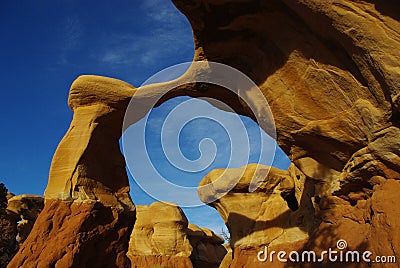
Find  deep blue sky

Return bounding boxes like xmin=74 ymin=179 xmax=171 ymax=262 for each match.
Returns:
xmin=0 ymin=0 xmax=194 ymax=194
xmin=0 ymin=0 xmax=290 ymax=233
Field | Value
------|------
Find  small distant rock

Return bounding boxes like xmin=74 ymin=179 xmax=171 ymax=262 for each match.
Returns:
xmin=128 ymin=202 xmax=227 ymax=268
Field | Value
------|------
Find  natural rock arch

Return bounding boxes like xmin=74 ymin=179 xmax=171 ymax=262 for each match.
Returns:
xmin=9 ymin=0 xmax=400 ymax=267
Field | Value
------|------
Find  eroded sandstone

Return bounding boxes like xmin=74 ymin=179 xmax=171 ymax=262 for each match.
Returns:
xmin=45 ymin=75 xmax=136 ymax=208
xmin=187 ymin=223 xmax=227 ymax=267
xmin=199 ymin=164 xmax=316 ymax=266
xmin=172 ymin=0 xmax=400 ymax=191
xmin=127 ymin=202 xmax=226 ymax=268
xmin=9 ymin=76 xmax=136 ymax=268
xmin=173 ymin=0 xmax=400 ymax=266
xmin=10 ymin=200 xmax=132 ymax=268
xmin=7 ymin=0 xmax=400 ymax=267
xmin=6 ymin=194 xmax=44 ymax=244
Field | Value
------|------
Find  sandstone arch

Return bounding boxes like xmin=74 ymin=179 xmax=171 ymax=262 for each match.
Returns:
xmin=9 ymin=0 xmax=400 ymax=267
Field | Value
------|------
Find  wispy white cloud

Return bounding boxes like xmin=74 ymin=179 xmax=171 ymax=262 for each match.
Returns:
xmin=60 ymin=16 xmax=83 ymax=64
xmin=64 ymin=17 xmax=82 ymax=49
xmin=98 ymin=0 xmax=193 ymax=71
xmin=117 ymin=2 xmax=290 ymax=230
xmin=141 ymin=0 xmax=184 ymax=24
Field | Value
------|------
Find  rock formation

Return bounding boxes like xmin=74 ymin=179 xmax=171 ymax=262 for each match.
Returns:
xmin=128 ymin=202 xmax=193 ymax=268
xmin=7 ymin=0 xmax=400 ymax=267
xmin=8 ymin=76 xmax=136 ymax=268
xmin=45 ymin=75 xmax=135 ymax=206
xmin=199 ymin=164 xmax=316 ymax=267
xmin=170 ymin=0 xmax=399 ymax=266
xmin=0 ymin=184 xmax=17 ymax=268
xmin=172 ymin=0 xmax=400 ymax=187
xmin=6 ymin=194 xmax=44 ymax=244
xmin=127 ymin=202 xmax=226 ymax=268
xmin=187 ymin=223 xmax=227 ymax=267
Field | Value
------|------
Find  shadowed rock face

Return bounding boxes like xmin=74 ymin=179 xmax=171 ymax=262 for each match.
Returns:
xmin=187 ymin=223 xmax=227 ymax=268
xmin=10 ymin=200 xmax=133 ymax=268
xmin=127 ymin=202 xmax=226 ymax=268
xmin=199 ymin=164 xmax=312 ymax=248
xmin=6 ymin=194 xmax=44 ymax=222
xmin=7 ymin=0 xmax=400 ymax=267
xmin=173 ymin=0 xmax=399 ymax=187
xmin=170 ymin=0 xmax=400 ymax=266
xmin=0 ymin=185 xmax=17 ymax=268
xmin=199 ymin=164 xmax=316 ymax=267
xmin=0 ymin=191 xmax=42 ymax=266
xmin=6 ymin=194 xmax=44 ymax=244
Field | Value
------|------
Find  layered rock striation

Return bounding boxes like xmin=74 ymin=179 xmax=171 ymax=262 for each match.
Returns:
xmin=127 ymin=202 xmax=226 ymax=268
xmin=187 ymin=223 xmax=227 ymax=267
xmin=172 ymin=0 xmax=400 ymax=190
xmin=172 ymin=0 xmax=400 ymax=266
xmin=199 ymin=164 xmax=316 ymax=267
xmin=7 ymin=0 xmax=400 ymax=267
xmin=128 ymin=202 xmax=193 ymax=268
xmin=8 ymin=76 xmax=136 ymax=268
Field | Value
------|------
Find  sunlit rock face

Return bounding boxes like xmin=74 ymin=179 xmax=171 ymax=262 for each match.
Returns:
xmin=171 ymin=0 xmax=400 ymax=266
xmin=127 ymin=202 xmax=193 ymax=267
xmin=7 ymin=0 xmax=400 ymax=267
xmin=199 ymin=164 xmax=316 ymax=267
xmin=173 ymin=0 xmax=399 ymax=187
xmin=45 ymin=75 xmax=136 ymax=207
xmin=9 ymin=76 xmax=136 ymax=268
xmin=127 ymin=202 xmax=226 ymax=268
